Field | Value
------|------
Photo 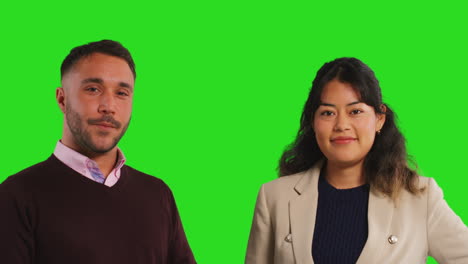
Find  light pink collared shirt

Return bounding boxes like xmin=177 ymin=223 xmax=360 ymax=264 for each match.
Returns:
xmin=53 ymin=141 xmax=126 ymax=187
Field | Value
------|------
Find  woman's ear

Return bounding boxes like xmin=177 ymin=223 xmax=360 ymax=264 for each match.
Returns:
xmin=376 ymin=104 xmax=387 ymax=132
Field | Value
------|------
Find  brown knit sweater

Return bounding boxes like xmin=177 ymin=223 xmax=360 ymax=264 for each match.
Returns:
xmin=0 ymin=155 xmax=196 ymax=264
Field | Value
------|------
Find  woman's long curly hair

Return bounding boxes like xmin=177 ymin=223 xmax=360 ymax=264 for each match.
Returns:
xmin=279 ymin=57 xmax=422 ymax=198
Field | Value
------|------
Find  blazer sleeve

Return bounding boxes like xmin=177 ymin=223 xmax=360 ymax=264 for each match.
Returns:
xmin=245 ymin=184 xmax=274 ymax=264
xmin=427 ymin=178 xmax=468 ymax=263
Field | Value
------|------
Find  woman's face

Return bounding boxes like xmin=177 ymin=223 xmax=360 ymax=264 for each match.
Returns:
xmin=313 ymin=79 xmax=385 ymax=167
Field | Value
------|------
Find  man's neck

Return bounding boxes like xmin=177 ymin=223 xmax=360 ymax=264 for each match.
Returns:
xmin=86 ymin=149 xmax=118 ymax=178
xmin=60 ymin=140 xmax=118 ymax=178
xmin=325 ymin=160 xmax=365 ymax=189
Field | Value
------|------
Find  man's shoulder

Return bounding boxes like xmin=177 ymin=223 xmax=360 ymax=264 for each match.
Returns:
xmin=1 ymin=156 xmax=55 ymax=189
xmin=121 ymin=165 xmax=178 ymax=204
xmin=122 ymin=165 xmax=169 ymax=189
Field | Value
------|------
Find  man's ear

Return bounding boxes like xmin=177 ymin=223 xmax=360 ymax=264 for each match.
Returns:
xmin=56 ymin=87 xmax=66 ymax=114
xmin=376 ymin=104 xmax=387 ymax=132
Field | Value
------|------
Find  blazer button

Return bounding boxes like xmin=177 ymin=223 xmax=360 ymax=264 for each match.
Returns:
xmin=285 ymin=234 xmax=292 ymax=243
xmin=388 ymin=235 xmax=398 ymax=244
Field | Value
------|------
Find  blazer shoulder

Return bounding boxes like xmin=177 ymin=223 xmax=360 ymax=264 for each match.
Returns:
xmin=416 ymin=175 xmax=431 ymax=188
xmin=395 ymin=175 xmax=434 ymax=203
xmin=417 ymin=176 xmax=447 ymax=207
xmin=260 ymin=170 xmax=314 ymax=203
xmin=414 ymin=175 xmax=441 ymax=198
xmin=263 ymin=171 xmax=308 ymax=190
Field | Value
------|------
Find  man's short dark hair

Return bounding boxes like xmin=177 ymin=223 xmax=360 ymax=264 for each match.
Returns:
xmin=61 ymin=40 xmax=136 ymax=79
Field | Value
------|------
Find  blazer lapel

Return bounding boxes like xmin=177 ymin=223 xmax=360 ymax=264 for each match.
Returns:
xmin=289 ymin=162 xmax=322 ymax=264
xmin=356 ymin=190 xmax=394 ymax=263
xmin=288 ymin=161 xmax=395 ymax=264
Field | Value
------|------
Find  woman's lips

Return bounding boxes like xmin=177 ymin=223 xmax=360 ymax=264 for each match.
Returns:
xmin=331 ymin=137 xmax=356 ymax=144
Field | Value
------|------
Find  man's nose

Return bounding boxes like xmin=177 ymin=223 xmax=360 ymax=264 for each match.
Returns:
xmin=97 ymin=91 xmax=116 ymax=115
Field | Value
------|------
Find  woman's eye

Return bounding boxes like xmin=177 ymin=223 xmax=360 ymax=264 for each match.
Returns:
xmin=351 ymin=109 xmax=363 ymax=115
xmin=320 ymin=111 xmax=334 ymax=116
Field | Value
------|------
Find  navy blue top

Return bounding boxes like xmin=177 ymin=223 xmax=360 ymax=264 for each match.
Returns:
xmin=312 ymin=174 xmax=370 ymax=264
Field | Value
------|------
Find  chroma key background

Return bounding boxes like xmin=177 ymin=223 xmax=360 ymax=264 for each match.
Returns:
xmin=1 ymin=1 xmax=466 ymax=263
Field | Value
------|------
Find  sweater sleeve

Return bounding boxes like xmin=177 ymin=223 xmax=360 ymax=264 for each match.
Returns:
xmin=0 ymin=184 xmax=35 ymax=263
xmin=427 ymin=178 xmax=468 ymax=263
xmin=164 ymin=184 xmax=197 ymax=264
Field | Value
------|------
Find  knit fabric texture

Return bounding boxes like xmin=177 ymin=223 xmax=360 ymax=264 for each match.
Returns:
xmin=0 ymin=155 xmax=196 ymax=264
xmin=312 ymin=174 xmax=369 ymax=264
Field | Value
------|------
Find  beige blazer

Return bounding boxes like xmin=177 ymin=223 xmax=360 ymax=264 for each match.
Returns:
xmin=246 ymin=162 xmax=468 ymax=264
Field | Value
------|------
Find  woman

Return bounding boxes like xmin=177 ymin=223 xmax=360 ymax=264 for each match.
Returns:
xmin=245 ymin=57 xmax=468 ymax=264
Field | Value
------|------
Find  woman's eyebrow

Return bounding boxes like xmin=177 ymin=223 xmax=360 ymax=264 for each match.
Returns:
xmin=319 ymin=101 xmax=362 ymax=107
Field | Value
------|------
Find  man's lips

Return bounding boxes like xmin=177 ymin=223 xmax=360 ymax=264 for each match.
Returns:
xmin=331 ymin=136 xmax=356 ymax=144
xmin=88 ymin=116 xmax=121 ymax=129
xmin=93 ymin=122 xmax=116 ymax=129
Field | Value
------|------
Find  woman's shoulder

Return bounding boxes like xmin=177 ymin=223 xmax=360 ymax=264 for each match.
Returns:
xmin=396 ymin=175 xmax=443 ymax=206
xmin=414 ymin=175 xmax=441 ymax=194
xmin=260 ymin=162 xmax=323 ymax=200
xmin=253 ymin=170 xmax=313 ymax=209
xmin=416 ymin=175 xmax=432 ymax=186
xmin=415 ymin=175 xmax=445 ymax=203
xmin=262 ymin=170 xmax=311 ymax=191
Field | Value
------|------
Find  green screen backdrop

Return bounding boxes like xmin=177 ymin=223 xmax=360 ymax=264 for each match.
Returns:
xmin=1 ymin=1 xmax=466 ymax=263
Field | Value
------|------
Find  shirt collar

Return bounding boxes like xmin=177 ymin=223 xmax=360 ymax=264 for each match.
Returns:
xmin=53 ymin=140 xmax=126 ymax=177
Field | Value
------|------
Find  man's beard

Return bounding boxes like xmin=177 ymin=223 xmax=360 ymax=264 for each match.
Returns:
xmin=65 ymin=103 xmax=130 ymax=154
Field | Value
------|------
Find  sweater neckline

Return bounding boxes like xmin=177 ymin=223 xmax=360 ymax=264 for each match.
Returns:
xmin=48 ymin=154 xmax=129 ymax=192
xmin=318 ymin=173 xmax=370 ymax=195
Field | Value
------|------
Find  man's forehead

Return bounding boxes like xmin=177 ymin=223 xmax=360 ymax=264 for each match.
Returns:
xmin=63 ymin=53 xmax=134 ymax=86
xmin=74 ymin=53 xmax=131 ymax=72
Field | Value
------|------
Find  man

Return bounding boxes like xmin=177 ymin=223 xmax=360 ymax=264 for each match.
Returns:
xmin=0 ymin=40 xmax=196 ymax=264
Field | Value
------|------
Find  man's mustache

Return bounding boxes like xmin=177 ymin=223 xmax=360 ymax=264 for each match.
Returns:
xmin=88 ymin=116 xmax=121 ymax=129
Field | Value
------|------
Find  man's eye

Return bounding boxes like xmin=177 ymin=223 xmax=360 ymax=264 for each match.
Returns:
xmin=351 ymin=109 xmax=363 ymax=115
xmin=86 ymin=87 xmax=99 ymax=92
xmin=117 ymin=91 xmax=129 ymax=96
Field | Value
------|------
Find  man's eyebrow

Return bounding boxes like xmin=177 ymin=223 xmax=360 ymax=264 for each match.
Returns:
xmin=319 ymin=101 xmax=362 ymax=107
xmin=81 ymin=78 xmax=103 ymax=85
xmin=81 ymin=78 xmax=133 ymax=90
xmin=119 ymin=82 xmax=133 ymax=90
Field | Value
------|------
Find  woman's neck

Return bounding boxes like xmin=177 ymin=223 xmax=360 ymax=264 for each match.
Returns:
xmin=324 ymin=160 xmax=365 ymax=189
